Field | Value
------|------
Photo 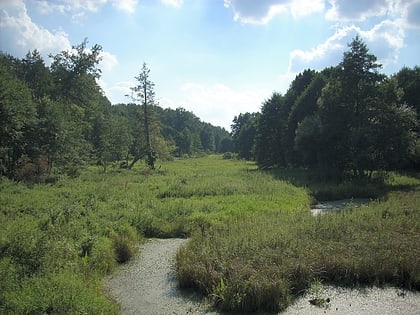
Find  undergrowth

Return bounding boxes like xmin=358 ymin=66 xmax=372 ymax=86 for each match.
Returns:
xmin=1 ymin=155 xmax=419 ymax=313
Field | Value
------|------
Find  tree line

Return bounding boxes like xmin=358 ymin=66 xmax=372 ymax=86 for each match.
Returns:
xmin=0 ymin=39 xmax=233 ymax=182
xmin=232 ymin=36 xmax=419 ymax=179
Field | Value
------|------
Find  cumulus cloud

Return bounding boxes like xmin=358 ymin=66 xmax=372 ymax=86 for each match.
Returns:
xmin=160 ymin=0 xmax=184 ymax=8
xmin=224 ymin=0 xmax=324 ymax=24
xmin=288 ymin=19 xmax=405 ymax=73
xmin=35 ymin=0 xmax=138 ymax=16
xmin=0 ymin=1 xmax=119 ymax=71
xmin=359 ymin=19 xmax=404 ymax=66
xmin=0 ymin=0 xmax=71 ymax=58
xmin=325 ymin=0 xmax=389 ymax=21
xmin=111 ymin=0 xmax=138 ymax=13
xmin=99 ymin=51 xmax=119 ymax=71
xmin=164 ymin=82 xmax=268 ymax=129
xmin=405 ymin=1 xmax=420 ymax=29
xmin=99 ymin=80 xmax=135 ymax=104
xmin=288 ymin=26 xmax=353 ymax=72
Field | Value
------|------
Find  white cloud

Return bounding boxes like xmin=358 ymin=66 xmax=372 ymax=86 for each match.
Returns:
xmin=358 ymin=19 xmax=405 ymax=67
xmin=288 ymin=17 xmax=406 ymax=73
xmin=160 ymin=0 xmax=184 ymax=8
xmin=99 ymin=51 xmax=119 ymax=71
xmin=0 ymin=0 xmax=71 ymax=58
xmin=161 ymin=83 xmax=268 ymax=129
xmin=0 ymin=1 xmax=119 ymax=71
xmin=111 ymin=0 xmax=138 ymax=13
xmin=36 ymin=0 xmax=107 ymax=15
xmin=99 ymin=80 xmax=135 ymax=104
xmin=326 ymin=0 xmax=390 ymax=22
xmin=35 ymin=0 xmax=137 ymax=16
xmin=288 ymin=26 xmax=353 ymax=72
xmin=290 ymin=0 xmax=325 ymax=19
xmin=224 ymin=0 xmax=324 ymax=25
xmin=404 ymin=0 xmax=420 ymax=29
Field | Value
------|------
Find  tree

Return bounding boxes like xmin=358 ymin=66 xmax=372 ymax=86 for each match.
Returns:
xmin=0 ymin=60 xmax=37 ymax=178
xmin=340 ymin=36 xmax=384 ymax=177
xmin=316 ymin=36 xmax=386 ymax=178
xmin=131 ymin=62 xmax=157 ymax=169
xmin=95 ymin=112 xmax=133 ymax=172
xmin=200 ymin=125 xmax=216 ymax=152
xmin=371 ymin=77 xmax=418 ymax=171
xmin=49 ymin=39 xmax=105 ymax=169
xmin=21 ymin=50 xmax=53 ymax=101
xmin=231 ymin=113 xmax=258 ymax=160
xmin=255 ymin=93 xmax=286 ymax=168
xmin=294 ymin=114 xmax=322 ymax=168
xmin=287 ymin=72 xmax=326 ymax=165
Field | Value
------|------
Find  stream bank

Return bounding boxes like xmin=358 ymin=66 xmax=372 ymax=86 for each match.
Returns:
xmin=104 ymin=229 xmax=419 ymax=314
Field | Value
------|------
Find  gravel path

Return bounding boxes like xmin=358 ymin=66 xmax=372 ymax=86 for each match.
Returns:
xmin=104 ymin=238 xmax=420 ymax=315
xmin=104 ymin=238 xmax=213 ymax=315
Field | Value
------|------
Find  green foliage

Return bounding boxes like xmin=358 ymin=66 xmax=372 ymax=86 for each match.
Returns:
xmin=177 ymin=175 xmax=420 ymax=312
xmin=235 ymin=37 xmax=419 ymax=180
xmin=1 ymin=155 xmax=419 ymax=313
xmin=0 ymin=60 xmax=37 ymax=178
xmin=1 ymin=44 xmax=232 ymax=180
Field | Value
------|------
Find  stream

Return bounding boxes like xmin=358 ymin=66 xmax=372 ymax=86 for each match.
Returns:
xmin=310 ymin=198 xmax=370 ymax=215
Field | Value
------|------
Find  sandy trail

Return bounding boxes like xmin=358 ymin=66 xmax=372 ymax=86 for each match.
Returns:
xmin=104 ymin=238 xmax=213 ymax=315
xmin=104 ymin=238 xmax=420 ymax=315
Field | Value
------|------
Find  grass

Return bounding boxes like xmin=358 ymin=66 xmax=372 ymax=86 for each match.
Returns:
xmin=176 ymin=164 xmax=420 ymax=312
xmin=1 ymin=155 xmax=419 ymax=313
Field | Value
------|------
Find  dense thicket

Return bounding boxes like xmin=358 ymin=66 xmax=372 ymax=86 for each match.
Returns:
xmin=0 ymin=41 xmax=232 ymax=181
xmin=232 ymin=37 xmax=420 ymax=178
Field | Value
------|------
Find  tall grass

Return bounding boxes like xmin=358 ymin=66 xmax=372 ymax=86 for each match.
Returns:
xmin=176 ymin=164 xmax=420 ymax=312
xmin=1 ymin=155 xmax=310 ymax=312
xmin=1 ymin=155 xmax=419 ymax=313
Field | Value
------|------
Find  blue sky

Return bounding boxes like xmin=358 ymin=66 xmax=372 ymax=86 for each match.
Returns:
xmin=1 ymin=0 xmax=419 ymax=130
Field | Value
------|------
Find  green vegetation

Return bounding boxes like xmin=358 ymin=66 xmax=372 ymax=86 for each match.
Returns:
xmin=1 ymin=155 xmax=419 ymax=313
xmin=176 ymin=160 xmax=420 ymax=313
xmin=0 ymin=41 xmax=232 ymax=183
xmin=1 ymin=35 xmax=419 ymax=314
xmin=232 ymin=37 xmax=420 ymax=177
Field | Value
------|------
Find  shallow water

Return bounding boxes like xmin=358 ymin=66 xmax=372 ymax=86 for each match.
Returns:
xmin=310 ymin=198 xmax=370 ymax=215
xmin=282 ymin=285 xmax=420 ymax=315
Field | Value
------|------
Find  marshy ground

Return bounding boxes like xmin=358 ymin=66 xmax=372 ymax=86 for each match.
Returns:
xmin=105 ymin=237 xmax=420 ymax=315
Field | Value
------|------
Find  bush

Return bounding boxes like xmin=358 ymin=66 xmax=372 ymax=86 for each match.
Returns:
xmin=90 ymin=237 xmax=116 ymax=275
xmin=112 ymin=223 xmax=138 ymax=264
xmin=2 ymin=217 xmax=47 ymax=276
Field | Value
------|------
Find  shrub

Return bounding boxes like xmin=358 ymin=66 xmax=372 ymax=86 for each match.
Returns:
xmin=90 ymin=237 xmax=116 ymax=275
xmin=112 ymin=223 xmax=138 ymax=264
xmin=2 ymin=217 xmax=47 ymax=276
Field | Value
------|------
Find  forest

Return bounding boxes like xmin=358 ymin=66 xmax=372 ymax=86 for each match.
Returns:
xmin=0 ymin=39 xmax=233 ymax=182
xmin=232 ymin=36 xmax=420 ymax=179
xmin=2 ymin=37 xmax=419 ymax=182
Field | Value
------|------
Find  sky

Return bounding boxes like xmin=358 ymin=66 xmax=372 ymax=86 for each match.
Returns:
xmin=1 ymin=0 xmax=420 ymax=130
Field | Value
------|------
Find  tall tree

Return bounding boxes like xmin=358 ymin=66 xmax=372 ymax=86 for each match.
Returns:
xmin=255 ymin=93 xmax=285 ymax=168
xmin=131 ymin=62 xmax=157 ymax=169
xmin=49 ymin=39 xmax=105 ymax=168
xmin=232 ymin=112 xmax=258 ymax=160
xmin=0 ymin=60 xmax=37 ymax=178
xmin=340 ymin=36 xmax=384 ymax=177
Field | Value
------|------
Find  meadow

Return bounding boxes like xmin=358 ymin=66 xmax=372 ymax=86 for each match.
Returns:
xmin=0 ymin=155 xmax=419 ymax=313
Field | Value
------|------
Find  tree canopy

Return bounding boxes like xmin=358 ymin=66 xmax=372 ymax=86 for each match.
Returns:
xmin=0 ymin=42 xmax=231 ymax=182
xmin=232 ymin=36 xmax=419 ymax=179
